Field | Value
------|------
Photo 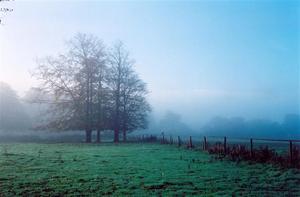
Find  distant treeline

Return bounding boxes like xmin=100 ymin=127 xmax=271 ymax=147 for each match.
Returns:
xmin=1 ymin=81 xmax=299 ymax=140
xmin=202 ymin=114 xmax=300 ymax=139
xmin=0 ymin=82 xmax=31 ymax=131
xmin=141 ymin=111 xmax=300 ymax=139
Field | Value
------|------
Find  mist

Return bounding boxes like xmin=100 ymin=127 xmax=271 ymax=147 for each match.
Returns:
xmin=0 ymin=0 xmax=299 ymax=141
xmin=1 ymin=1 xmax=300 ymax=195
xmin=1 ymin=81 xmax=299 ymax=141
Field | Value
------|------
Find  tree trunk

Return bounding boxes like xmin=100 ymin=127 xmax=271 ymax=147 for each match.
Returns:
xmin=114 ymin=129 xmax=119 ymax=143
xmin=97 ymin=130 xmax=101 ymax=143
xmin=123 ymin=130 xmax=126 ymax=142
xmin=86 ymin=129 xmax=92 ymax=143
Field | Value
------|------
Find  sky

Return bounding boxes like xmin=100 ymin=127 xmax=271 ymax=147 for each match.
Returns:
xmin=0 ymin=0 xmax=299 ymax=128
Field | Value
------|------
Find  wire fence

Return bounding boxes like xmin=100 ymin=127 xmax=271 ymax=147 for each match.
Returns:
xmin=126 ymin=133 xmax=300 ymax=168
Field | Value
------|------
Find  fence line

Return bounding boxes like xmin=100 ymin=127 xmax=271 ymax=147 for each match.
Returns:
xmin=128 ymin=133 xmax=300 ymax=168
xmin=251 ymin=138 xmax=300 ymax=142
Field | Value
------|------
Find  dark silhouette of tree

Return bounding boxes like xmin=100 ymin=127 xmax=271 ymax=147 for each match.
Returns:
xmin=159 ymin=111 xmax=194 ymax=135
xmin=119 ymin=68 xmax=150 ymax=142
xmin=67 ymin=33 xmax=107 ymax=143
xmin=202 ymin=116 xmax=247 ymax=137
xmin=33 ymin=33 xmax=107 ymax=142
xmin=107 ymin=42 xmax=150 ymax=142
xmin=0 ymin=82 xmax=31 ymax=131
xmin=202 ymin=115 xmax=299 ymax=139
xmin=23 ymin=87 xmax=51 ymax=129
xmin=282 ymin=114 xmax=300 ymax=138
xmin=32 ymin=34 xmax=150 ymax=143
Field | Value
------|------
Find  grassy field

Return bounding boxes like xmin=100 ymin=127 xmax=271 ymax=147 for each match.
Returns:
xmin=0 ymin=143 xmax=300 ymax=196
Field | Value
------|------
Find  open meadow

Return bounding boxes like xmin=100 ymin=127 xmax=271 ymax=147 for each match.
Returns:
xmin=0 ymin=143 xmax=300 ymax=196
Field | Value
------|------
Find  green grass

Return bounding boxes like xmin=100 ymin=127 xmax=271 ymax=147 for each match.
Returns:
xmin=0 ymin=143 xmax=299 ymax=196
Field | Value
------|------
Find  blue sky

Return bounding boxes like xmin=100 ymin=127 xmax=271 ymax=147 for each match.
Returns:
xmin=0 ymin=0 xmax=299 ymax=127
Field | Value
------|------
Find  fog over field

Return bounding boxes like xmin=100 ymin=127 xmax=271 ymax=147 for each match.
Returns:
xmin=1 ymin=1 xmax=300 ymax=196
xmin=0 ymin=1 xmax=299 ymax=139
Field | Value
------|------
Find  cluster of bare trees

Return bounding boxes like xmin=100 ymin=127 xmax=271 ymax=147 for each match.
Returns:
xmin=0 ymin=82 xmax=31 ymax=131
xmin=32 ymin=33 xmax=150 ymax=143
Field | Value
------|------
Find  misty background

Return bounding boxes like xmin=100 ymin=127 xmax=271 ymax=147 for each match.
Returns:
xmin=0 ymin=1 xmax=299 ymax=140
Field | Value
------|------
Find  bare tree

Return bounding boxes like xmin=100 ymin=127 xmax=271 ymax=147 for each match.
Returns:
xmin=32 ymin=35 xmax=150 ymax=143
xmin=0 ymin=82 xmax=31 ymax=131
xmin=93 ymin=50 xmax=109 ymax=143
xmin=107 ymin=42 xmax=151 ymax=142
xmin=33 ymin=33 xmax=106 ymax=143
xmin=120 ymin=71 xmax=150 ymax=141
xmin=68 ymin=33 xmax=106 ymax=142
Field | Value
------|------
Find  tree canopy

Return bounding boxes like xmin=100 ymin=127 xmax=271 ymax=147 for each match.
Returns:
xmin=0 ymin=82 xmax=31 ymax=131
xmin=32 ymin=33 xmax=151 ymax=142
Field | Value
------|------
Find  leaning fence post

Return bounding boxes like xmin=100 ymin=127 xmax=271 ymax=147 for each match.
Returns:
xmin=203 ymin=136 xmax=207 ymax=150
xmin=250 ymin=138 xmax=253 ymax=158
xmin=289 ymin=140 xmax=293 ymax=165
xmin=224 ymin=137 xmax=227 ymax=154
xmin=178 ymin=136 xmax=181 ymax=147
xmin=189 ymin=136 xmax=193 ymax=148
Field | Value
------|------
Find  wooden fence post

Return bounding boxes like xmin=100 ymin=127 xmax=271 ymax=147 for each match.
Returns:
xmin=178 ymin=136 xmax=181 ymax=147
xmin=203 ymin=136 xmax=207 ymax=150
xmin=170 ymin=135 xmax=172 ymax=145
xmin=250 ymin=138 xmax=253 ymax=158
xmin=224 ymin=137 xmax=227 ymax=154
xmin=162 ymin=133 xmax=165 ymax=144
xmin=189 ymin=136 xmax=193 ymax=148
xmin=289 ymin=140 xmax=293 ymax=165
